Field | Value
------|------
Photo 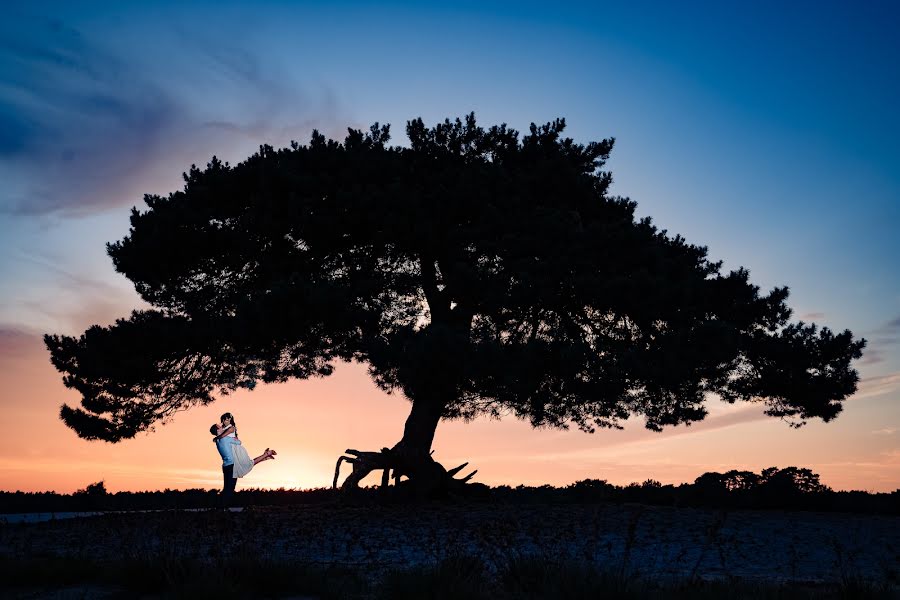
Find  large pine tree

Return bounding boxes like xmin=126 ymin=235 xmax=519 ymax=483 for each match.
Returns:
xmin=46 ymin=114 xmax=865 ymax=492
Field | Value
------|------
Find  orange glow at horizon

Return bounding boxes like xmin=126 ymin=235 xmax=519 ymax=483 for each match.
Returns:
xmin=1 ymin=336 xmax=898 ymax=495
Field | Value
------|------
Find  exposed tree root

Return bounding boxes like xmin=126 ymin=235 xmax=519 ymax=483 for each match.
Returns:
xmin=333 ymin=447 xmax=478 ymax=496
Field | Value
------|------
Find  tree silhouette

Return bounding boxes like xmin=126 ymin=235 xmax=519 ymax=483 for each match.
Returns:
xmin=75 ymin=480 xmax=108 ymax=496
xmin=45 ymin=114 xmax=865 ymax=494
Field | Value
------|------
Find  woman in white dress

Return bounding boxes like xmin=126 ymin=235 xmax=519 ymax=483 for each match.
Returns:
xmin=211 ymin=412 xmax=276 ymax=478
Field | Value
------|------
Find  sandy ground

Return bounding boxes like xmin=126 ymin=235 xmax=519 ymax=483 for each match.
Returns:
xmin=1 ymin=503 xmax=897 ymax=585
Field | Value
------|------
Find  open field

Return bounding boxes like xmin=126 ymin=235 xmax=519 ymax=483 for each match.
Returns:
xmin=1 ymin=501 xmax=898 ymax=598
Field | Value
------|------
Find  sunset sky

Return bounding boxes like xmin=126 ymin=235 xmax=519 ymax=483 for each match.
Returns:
xmin=1 ymin=0 xmax=898 ymax=494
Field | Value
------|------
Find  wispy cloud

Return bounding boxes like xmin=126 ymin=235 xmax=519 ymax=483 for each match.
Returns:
xmin=855 ymin=372 xmax=900 ymax=400
xmin=859 ymin=315 xmax=900 ymax=366
xmin=14 ymin=250 xmax=122 ymax=296
xmin=799 ymin=312 xmax=825 ymax=321
xmin=0 ymin=325 xmax=42 ymax=357
xmin=861 ymin=350 xmax=886 ymax=365
xmin=872 ymin=427 xmax=896 ymax=435
xmin=0 ymin=13 xmax=348 ymax=217
xmin=5 ymin=248 xmax=145 ymax=335
xmin=0 ymin=17 xmax=183 ymax=215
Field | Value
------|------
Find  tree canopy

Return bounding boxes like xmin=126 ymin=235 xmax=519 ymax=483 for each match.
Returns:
xmin=46 ymin=115 xmax=865 ymax=465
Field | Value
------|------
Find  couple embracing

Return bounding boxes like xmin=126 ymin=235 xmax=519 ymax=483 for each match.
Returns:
xmin=211 ymin=412 xmax=277 ymax=507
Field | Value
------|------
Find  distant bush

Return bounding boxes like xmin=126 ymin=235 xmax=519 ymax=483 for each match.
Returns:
xmin=74 ymin=480 xmax=108 ymax=496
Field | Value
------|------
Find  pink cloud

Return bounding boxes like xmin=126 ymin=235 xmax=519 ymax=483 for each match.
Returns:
xmin=855 ymin=373 xmax=900 ymax=400
xmin=0 ymin=325 xmax=44 ymax=358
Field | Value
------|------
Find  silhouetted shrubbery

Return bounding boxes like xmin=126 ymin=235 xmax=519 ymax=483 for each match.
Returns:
xmin=2 ymin=467 xmax=896 ymax=514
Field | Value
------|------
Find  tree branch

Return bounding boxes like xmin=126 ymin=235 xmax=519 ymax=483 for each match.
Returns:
xmin=419 ymin=254 xmax=449 ymax=323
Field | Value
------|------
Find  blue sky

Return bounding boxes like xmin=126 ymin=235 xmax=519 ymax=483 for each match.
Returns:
xmin=4 ymin=0 xmax=898 ymax=336
xmin=1 ymin=0 xmax=898 ymax=491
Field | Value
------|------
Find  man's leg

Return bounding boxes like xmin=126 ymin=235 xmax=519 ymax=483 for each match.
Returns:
xmin=221 ymin=464 xmax=236 ymax=508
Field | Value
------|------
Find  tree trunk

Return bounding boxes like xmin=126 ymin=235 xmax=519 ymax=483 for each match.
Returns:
xmin=334 ymin=314 xmax=479 ymax=496
xmin=384 ymin=392 xmax=450 ymax=494
xmin=335 ymin=388 xmax=479 ymax=495
xmin=392 ymin=395 xmax=444 ymax=458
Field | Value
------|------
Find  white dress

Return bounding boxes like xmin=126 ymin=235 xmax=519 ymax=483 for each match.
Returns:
xmin=227 ymin=430 xmax=255 ymax=478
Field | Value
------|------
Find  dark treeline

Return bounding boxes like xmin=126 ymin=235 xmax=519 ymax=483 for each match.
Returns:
xmin=2 ymin=467 xmax=897 ymax=515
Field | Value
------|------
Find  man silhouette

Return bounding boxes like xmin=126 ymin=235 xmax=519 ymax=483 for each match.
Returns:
xmin=210 ymin=417 xmax=276 ymax=508
xmin=211 ymin=423 xmax=240 ymax=508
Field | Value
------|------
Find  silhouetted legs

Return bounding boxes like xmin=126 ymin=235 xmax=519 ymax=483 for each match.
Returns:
xmin=220 ymin=464 xmax=237 ymax=508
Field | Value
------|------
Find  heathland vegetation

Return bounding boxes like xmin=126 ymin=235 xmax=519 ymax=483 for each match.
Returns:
xmin=3 ymin=467 xmax=896 ymax=515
